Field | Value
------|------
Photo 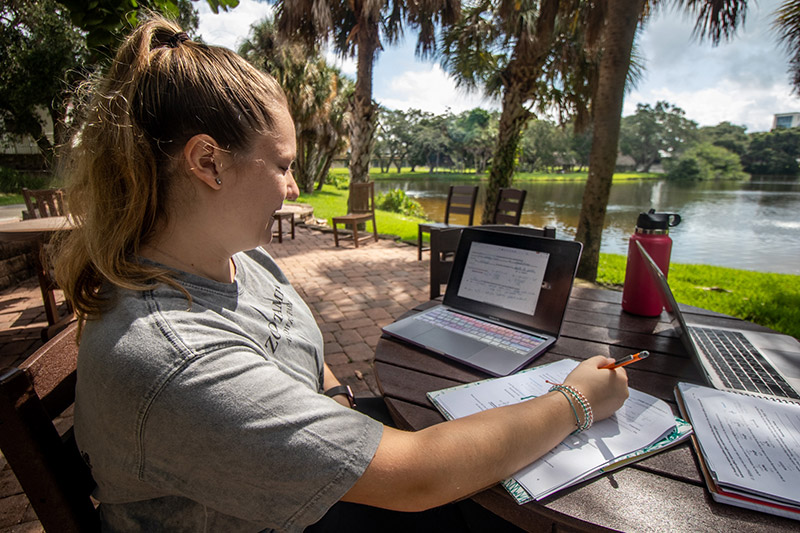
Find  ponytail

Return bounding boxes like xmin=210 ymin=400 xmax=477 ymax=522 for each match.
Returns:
xmin=54 ymin=14 xmax=287 ymax=331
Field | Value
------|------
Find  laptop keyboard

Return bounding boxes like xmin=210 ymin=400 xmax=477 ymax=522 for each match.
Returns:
xmin=416 ymin=307 xmax=543 ymax=356
xmin=691 ymin=327 xmax=800 ymax=400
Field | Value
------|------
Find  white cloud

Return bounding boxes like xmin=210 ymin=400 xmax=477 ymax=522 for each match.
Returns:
xmin=627 ymin=0 xmax=800 ymax=131
xmin=196 ymin=0 xmax=272 ymax=50
xmin=626 ymin=81 xmax=799 ymax=132
xmin=196 ymin=1 xmax=800 ymax=130
xmin=376 ymin=64 xmax=499 ymax=114
xmin=324 ymin=49 xmax=357 ymax=77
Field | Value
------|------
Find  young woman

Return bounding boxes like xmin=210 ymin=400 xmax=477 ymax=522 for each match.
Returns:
xmin=55 ymin=15 xmax=629 ymax=532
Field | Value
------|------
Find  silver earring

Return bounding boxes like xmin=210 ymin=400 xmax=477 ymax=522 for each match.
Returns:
xmin=215 ymin=178 xmax=222 ymax=185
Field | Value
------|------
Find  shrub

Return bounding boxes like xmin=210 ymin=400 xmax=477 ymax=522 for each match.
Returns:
xmin=0 ymin=167 xmax=52 ymax=193
xmin=665 ymin=143 xmax=747 ymax=181
xmin=328 ymin=172 xmax=349 ymax=190
xmin=377 ymin=188 xmax=425 ymax=218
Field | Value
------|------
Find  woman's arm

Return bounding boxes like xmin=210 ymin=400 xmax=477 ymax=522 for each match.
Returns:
xmin=342 ymin=355 xmax=629 ymax=512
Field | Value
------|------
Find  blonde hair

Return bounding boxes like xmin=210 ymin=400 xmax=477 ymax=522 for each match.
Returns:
xmin=54 ymin=15 xmax=287 ymax=328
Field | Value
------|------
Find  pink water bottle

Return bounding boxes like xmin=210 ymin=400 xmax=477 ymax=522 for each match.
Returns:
xmin=621 ymin=209 xmax=681 ymax=317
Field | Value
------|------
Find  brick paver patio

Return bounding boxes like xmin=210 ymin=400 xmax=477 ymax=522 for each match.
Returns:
xmin=0 ymin=224 xmax=429 ymax=531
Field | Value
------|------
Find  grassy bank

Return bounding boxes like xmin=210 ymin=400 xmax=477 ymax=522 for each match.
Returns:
xmin=329 ymin=167 xmax=660 ymax=183
xmin=0 ymin=193 xmax=24 ymax=206
xmin=297 ymin=182 xmax=800 ymax=339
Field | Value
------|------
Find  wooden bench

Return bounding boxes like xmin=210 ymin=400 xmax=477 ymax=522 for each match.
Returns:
xmin=0 ymin=322 xmax=99 ymax=532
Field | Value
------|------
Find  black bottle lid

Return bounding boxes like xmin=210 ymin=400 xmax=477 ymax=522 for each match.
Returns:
xmin=636 ymin=209 xmax=681 ymax=230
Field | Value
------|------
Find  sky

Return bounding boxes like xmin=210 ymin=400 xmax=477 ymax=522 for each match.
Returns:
xmin=197 ymin=0 xmax=800 ymax=133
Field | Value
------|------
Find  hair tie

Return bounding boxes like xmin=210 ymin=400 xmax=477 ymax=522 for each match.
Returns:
xmin=166 ymin=32 xmax=189 ymax=48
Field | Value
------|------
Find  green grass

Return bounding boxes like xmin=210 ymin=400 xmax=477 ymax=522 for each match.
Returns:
xmin=0 ymin=193 xmax=24 ymax=206
xmin=297 ymin=184 xmax=427 ymax=243
xmin=298 ymin=183 xmax=800 ymax=339
xmin=329 ymin=167 xmax=659 ymax=182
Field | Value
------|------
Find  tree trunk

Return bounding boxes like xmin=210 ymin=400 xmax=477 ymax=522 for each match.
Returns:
xmin=575 ymin=0 xmax=645 ymax=281
xmin=482 ymin=86 xmax=531 ymax=223
xmin=347 ymin=18 xmax=380 ymax=212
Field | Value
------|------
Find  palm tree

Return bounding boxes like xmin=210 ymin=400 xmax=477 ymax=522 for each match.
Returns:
xmin=574 ymin=0 xmax=646 ymax=280
xmin=775 ymin=0 xmax=800 ymax=90
xmin=240 ymin=18 xmax=353 ymax=193
xmin=440 ymin=0 xmax=601 ymax=223
xmin=273 ymin=0 xmax=459 ymax=208
xmin=575 ymin=0 xmax=751 ymax=281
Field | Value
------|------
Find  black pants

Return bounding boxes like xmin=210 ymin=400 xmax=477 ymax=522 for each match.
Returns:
xmin=305 ymin=397 xmax=524 ymax=533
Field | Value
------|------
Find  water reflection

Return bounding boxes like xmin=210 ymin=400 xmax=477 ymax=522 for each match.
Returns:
xmin=375 ymin=178 xmax=800 ymax=275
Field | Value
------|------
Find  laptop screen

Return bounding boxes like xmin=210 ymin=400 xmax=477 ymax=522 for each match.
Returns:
xmin=457 ymin=241 xmax=550 ymax=315
xmin=443 ymin=228 xmax=582 ymax=336
xmin=635 ymin=241 xmax=698 ymax=358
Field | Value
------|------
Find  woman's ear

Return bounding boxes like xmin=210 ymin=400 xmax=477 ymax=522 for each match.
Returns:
xmin=183 ymin=134 xmax=225 ymax=190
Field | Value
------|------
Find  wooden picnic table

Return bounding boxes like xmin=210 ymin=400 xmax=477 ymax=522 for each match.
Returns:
xmin=0 ymin=216 xmax=74 ymax=336
xmin=374 ymin=286 xmax=799 ymax=532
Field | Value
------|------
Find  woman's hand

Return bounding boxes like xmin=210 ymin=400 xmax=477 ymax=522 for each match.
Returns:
xmin=563 ymin=355 xmax=629 ymax=423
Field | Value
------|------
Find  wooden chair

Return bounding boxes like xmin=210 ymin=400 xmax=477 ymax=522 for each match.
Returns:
xmin=491 ymin=187 xmax=527 ymax=225
xmin=20 ymin=188 xmax=73 ymax=337
xmin=429 ymin=224 xmax=557 ymax=299
xmin=0 ymin=322 xmax=100 ymax=532
xmin=417 ymin=185 xmax=479 ymax=260
xmin=272 ymin=209 xmax=295 ymax=243
xmin=22 ymin=188 xmax=67 ymax=220
xmin=332 ymin=182 xmax=378 ymax=248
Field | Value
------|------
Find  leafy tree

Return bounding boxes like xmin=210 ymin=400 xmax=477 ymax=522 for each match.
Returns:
xmin=618 ymin=101 xmax=699 ymax=171
xmin=239 ymin=18 xmax=352 ymax=193
xmin=699 ymin=121 xmax=749 ymax=156
xmin=0 ymin=0 xmax=88 ymax=166
xmin=58 ymin=0 xmax=235 ymax=62
xmin=665 ymin=142 xmax=748 ymax=180
xmin=1 ymin=0 xmax=228 ymax=167
xmin=375 ymin=108 xmax=417 ymax=173
xmin=570 ymin=124 xmax=593 ymax=171
xmin=404 ymin=111 xmax=452 ymax=173
xmin=273 ymin=0 xmax=459 ymax=210
xmin=448 ymin=108 xmax=496 ymax=173
xmin=741 ymin=127 xmax=800 ymax=176
xmin=404 ymin=109 xmax=435 ymax=172
xmin=519 ymin=120 xmax=559 ymax=172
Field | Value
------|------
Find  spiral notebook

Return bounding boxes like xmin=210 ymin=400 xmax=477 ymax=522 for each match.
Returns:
xmin=428 ymin=359 xmax=691 ymax=503
xmin=675 ymin=382 xmax=800 ymax=520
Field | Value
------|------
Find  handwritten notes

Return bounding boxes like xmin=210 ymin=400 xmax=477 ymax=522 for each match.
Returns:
xmin=429 ymin=359 xmax=679 ymax=501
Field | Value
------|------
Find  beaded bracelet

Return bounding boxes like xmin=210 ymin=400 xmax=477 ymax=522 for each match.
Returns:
xmin=549 ymin=387 xmax=582 ymax=430
xmin=547 ymin=381 xmax=594 ymax=432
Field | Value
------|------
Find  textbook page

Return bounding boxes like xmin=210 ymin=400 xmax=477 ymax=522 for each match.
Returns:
xmin=428 ymin=359 xmax=677 ymax=500
xmin=677 ymin=382 xmax=800 ymax=507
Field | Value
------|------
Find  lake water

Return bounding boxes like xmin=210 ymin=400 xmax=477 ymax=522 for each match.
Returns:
xmin=375 ymin=177 xmax=800 ymax=275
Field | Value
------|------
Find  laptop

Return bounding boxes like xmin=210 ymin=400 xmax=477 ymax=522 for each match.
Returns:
xmin=636 ymin=241 xmax=800 ymax=401
xmin=382 ymin=228 xmax=582 ymax=376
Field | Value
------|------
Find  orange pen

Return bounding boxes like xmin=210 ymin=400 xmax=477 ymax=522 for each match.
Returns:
xmin=602 ymin=350 xmax=649 ymax=369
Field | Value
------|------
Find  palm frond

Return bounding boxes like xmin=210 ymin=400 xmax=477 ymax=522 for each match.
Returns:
xmin=774 ymin=0 xmax=800 ymax=91
xmin=677 ymin=0 xmax=748 ymax=44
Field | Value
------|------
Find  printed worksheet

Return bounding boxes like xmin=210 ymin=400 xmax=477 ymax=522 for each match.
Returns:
xmin=678 ymin=383 xmax=800 ymax=506
xmin=429 ymin=359 xmax=677 ymax=500
xmin=457 ymin=242 xmax=549 ymax=315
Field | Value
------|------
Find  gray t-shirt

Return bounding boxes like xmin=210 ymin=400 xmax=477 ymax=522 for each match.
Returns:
xmin=74 ymin=248 xmax=383 ymax=532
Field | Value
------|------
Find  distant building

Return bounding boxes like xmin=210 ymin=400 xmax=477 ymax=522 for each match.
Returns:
xmin=772 ymin=112 xmax=800 ymax=129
